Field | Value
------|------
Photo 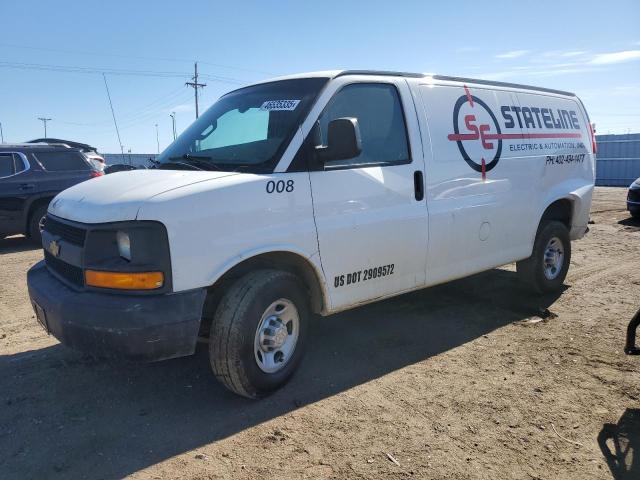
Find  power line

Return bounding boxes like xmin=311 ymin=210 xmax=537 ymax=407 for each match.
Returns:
xmin=75 ymin=91 xmax=193 ymax=135
xmin=0 ymin=42 xmax=273 ymax=76
xmin=56 ymin=86 xmax=191 ymax=127
xmin=0 ymin=60 xmax=244 ymax=84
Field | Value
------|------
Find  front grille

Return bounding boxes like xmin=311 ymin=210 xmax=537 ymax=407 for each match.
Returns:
xmin=44 ymin=251 xmax=84 ymax=287
xmin=628 ymin=188 xmax=640 ymax=203
xmin=44 ymin=216 xmax=87 ymax=247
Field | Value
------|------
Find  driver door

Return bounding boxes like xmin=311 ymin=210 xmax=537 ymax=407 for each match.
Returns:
xmin=305 ymin=78 xmax=428 ymax=311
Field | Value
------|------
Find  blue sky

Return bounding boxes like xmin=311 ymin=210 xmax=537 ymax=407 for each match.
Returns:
xmin=1 ymin=0 xmax=638 ymax=153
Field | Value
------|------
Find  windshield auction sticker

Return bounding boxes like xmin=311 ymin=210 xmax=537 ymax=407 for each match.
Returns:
xmin=260 ymin=100 xmax=300 ymax=111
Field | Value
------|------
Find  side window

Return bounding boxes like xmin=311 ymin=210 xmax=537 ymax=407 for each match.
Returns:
xmin=0 ymin=154 xmax=15 ymax=177
xmin=34 ymin=151 xmax=90 ymax=171
xmin=317 ymin=83 xmax=410 ymax=168
xmin=13 ymin=154 xmax=26 ymax=174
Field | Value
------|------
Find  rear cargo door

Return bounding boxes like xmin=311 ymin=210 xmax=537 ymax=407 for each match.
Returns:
xmin=418 ymin=84 xmax=530 ymax=284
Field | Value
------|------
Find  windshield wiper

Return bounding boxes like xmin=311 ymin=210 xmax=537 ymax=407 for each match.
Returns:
xmin=159 ymin=160 xmax=205 ymax=171
xmin=164 ymin=154 xmax=221 ymax=171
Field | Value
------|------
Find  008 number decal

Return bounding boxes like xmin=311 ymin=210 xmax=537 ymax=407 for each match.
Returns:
xmin=266 ymin=180 xmax=294 ymax=194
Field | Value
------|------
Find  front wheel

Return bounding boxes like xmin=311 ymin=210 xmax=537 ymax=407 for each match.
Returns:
xmin=517 ymin=221 xmax=571 ymax=294
xmin=209 ymin=269 xmax=309 ymax=399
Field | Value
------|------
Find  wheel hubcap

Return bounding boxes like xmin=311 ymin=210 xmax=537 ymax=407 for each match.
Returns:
xmin=543 ymin=236 xmax=564 ymax=280
xmin=254 ymin=299 xmax=299 ymax=373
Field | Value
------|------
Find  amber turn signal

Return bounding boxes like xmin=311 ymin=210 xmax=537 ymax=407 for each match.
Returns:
xmin=85 ymin=270 xmax=164 ymax=290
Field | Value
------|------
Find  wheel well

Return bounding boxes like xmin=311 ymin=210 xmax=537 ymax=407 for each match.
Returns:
xmin=25 ymin=197 xmax=52 ymax=233
xmin=540 ymin=198 xmax=573 ymax=230
xmin=199 ymin=252 xmax=325 ymax=337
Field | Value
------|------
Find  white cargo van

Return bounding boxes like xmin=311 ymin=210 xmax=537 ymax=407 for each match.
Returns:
xmin=28 ymin=70 xmax=596 ymax=398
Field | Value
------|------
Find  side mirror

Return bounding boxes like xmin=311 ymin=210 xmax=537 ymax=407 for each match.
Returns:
xmin=316 ymin=117 xmax=362 ymax=163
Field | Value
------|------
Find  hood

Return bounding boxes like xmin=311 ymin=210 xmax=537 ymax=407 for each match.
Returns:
xmin=49 ymin=169 xmax=239 ymax=223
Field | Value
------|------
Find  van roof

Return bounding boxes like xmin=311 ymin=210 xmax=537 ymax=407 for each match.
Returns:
xmin=257 ymin=70 xmax=576 ymax=98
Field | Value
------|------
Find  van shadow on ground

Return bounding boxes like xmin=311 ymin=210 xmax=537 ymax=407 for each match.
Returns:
xmin=598 ymin=409 xmax=640 ymax=480
xmin=0 ymin=235 xmax=40 ymax=254
xmin=0 ymin=268 xmax=563 ymax=479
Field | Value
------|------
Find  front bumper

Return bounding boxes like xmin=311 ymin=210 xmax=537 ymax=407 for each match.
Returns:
xmin=27 ymin=261 xmax=206 ymax=362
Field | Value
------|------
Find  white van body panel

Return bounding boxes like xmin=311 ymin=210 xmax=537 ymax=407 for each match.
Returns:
xmin=45 ymin=70 xmax=595 ymax=316
xmin=136 ymin=171 xmax=320 ymax=293
xmin=412 ymin=78 xmax=594 ymax=287
xmin=48 ymin=170 xmax=239 ymax=223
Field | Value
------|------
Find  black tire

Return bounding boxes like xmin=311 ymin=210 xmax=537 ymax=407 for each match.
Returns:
xmin=516 ymin=221 xmax=571 ymax=294
xmin=209 ymin=269 xmax=309 ymax=399
xmin=28 ymin=204 xmax=48 ymax=245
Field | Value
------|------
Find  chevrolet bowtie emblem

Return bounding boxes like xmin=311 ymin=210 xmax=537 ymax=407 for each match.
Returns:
xmin=48 ymin=240 xmax=61 ymax=258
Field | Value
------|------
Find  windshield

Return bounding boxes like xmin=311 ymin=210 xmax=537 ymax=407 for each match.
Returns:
xmin=157 ymin=77 xmax=328 ymax=172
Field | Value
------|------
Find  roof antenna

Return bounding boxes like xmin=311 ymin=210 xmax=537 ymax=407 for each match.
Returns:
xmin=102 ymin=73 xmax=126 ymax=164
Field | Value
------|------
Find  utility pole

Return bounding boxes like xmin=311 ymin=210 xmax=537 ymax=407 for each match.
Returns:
xmin=38 ymin=117 xmax=52 ymax=137
xmin=155 ymin=124 xmax=160 ymax=154
xmin=186 ymin=62 xmax=206 ymax=119
xmin=0 ymin=122 xmax=4 ymax=143
xmin=169 ymin=112 xmax=176 ymax=140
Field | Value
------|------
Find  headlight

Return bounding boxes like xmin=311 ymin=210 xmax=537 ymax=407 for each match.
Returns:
xmin=83 ymin=221 xmax=172 ymax=292
xmin=117 ymin=231 xmax=131 ymax=261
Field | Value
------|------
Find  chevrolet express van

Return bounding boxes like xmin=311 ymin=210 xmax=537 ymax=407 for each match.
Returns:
xmin=27 ymin=70 xmax=596 ymax=398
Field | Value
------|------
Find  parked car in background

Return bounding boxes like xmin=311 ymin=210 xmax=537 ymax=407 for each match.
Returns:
xmin=0 ymin=143 xmax=102 ymax=243
xmin=27 ymin=138 xmax=106 ymax=172
xmin=628 ymin=177 xmax=640 ymax=219
xmin=104 ymin=163 xmax=138 ymax=174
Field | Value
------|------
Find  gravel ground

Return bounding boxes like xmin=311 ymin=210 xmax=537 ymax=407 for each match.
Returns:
xmin=0 ymin=186 xmax=638 ymax=480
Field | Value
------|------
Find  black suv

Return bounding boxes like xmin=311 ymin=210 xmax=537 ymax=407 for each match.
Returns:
xmin=0 ymin=144 xmax=101 ymax=243
xmin=628 ymin=177 xmax=640 ymax=219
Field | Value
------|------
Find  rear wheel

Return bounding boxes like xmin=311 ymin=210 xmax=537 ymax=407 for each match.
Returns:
xmin=517 ymin=221 xmax=571 ymax=293
xmin=28 ymin=205 xmax=48 ymax=244
xmin=209 ymin=269 xmax=309 ymax=399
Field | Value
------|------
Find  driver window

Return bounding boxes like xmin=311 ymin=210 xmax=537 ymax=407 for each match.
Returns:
xmin=317 ymin=83 xmax=410 ymax=168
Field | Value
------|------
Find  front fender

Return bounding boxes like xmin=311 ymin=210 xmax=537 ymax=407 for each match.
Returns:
xmin=206 ymin=245 xmax=324 ymax=287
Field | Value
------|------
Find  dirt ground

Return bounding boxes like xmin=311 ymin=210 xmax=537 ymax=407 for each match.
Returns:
xmin=1 ymin=186 xmax=639 ymax=480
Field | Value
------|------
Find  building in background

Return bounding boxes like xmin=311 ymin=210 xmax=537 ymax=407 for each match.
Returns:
xmin=595 ymin=133 xmax=640 ymax=186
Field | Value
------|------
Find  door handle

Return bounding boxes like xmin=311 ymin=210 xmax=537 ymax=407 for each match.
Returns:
xmin=413 ymin=171 xmax=424 ymax=201
xmin=19 ymin=183 xmax=35 ymax=191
